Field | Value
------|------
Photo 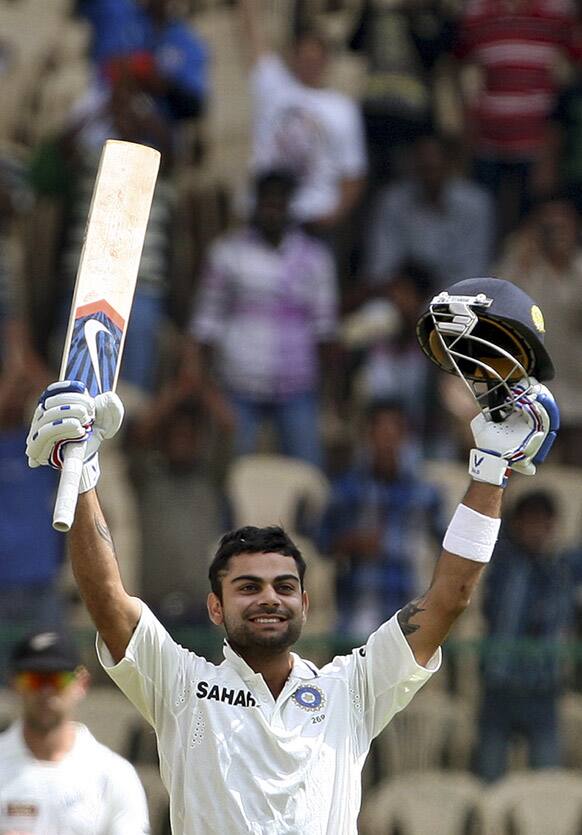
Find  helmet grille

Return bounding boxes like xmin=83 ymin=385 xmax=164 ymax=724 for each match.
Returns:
xmin=428 ymin=315 xmax=534 ymax=382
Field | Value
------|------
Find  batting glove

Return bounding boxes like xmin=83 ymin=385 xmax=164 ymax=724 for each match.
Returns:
xmin=469 ymin=378 xmax=559 ymax=487
xmin=26 ymin=381 xmax=124 ymax=492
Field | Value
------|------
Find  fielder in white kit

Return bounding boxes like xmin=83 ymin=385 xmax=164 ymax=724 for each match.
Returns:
xmin=25 ymin=278 xmax=560 ymax=833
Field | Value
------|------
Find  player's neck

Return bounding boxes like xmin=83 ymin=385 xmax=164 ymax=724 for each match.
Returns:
xmin=240 ymin=648 xmax=294 ymax=699
xmin=22 ymin=719 xmax=77 ymax=762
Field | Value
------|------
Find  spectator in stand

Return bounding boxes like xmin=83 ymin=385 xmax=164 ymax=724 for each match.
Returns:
xmin=475 ymin=490 xmax=575 ymax=782
xmin=496 ymin=193 xmax=582 ymax=464
xmin=343 ymin=261 xmax=447 ymax=457
xmin=0 ymin=630 xmax=149 ymax=833
xmin=348 ymin=0 xmax=456 ymax=186
xmin=238 ymin=0 xmax=367 ymax=233
xmin=318 ymin=399 xmax=445 ymax=639
xmin=75 ymin=0 xmax=208 ymax=125
xmin=364 ymin=132 xmax=494 ymax=285
xmin=186 ymin=169 xmax=338 ymax=469
xmin=0 ymin=364 xmax=65 ymax=679
xmin=454 ymin=0 xmax=582 ymax=238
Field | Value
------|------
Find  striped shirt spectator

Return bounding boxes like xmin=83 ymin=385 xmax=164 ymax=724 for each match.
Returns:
xmin=189 ymin=171 xmax=338 ymax=467
xmin=456 ymin=0 xmax=582 ymax=159
xmin=192 ymin=226 xmax=337 ymax=400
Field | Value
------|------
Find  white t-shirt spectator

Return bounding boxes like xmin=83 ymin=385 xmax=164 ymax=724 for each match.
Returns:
xmin=250 ymin=54 xmax=367 ymax=222
xmin=0 ymin=722 xmax=149 ymax=834
xmin=97 ymin=601 xmax=439 ymax=834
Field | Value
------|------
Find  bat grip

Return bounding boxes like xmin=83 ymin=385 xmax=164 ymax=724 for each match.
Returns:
xmin=53 ymin=443 xmax=86 ymax=532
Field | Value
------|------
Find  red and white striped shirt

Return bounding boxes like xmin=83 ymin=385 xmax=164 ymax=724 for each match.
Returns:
xmin=456 ymin=0 xmax=582 ymax=157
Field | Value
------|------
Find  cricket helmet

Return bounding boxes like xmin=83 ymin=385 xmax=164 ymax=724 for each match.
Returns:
xmin=416 ymin=277 xmax=554 ymax=419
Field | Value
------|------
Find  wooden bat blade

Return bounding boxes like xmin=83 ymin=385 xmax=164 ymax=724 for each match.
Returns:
xmin=59 ymin=139 xmax=161 ymax=396
xmin=53 ymin=139 xmax=160 ymax=532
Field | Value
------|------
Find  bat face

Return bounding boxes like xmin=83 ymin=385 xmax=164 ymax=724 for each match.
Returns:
xmin=60 ymin=140 xmax=161 ymax=395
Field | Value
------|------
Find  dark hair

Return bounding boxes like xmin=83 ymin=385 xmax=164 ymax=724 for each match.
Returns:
xmin=292 ymin=26 xmax=330 ymax=53
xmin=254 ymin=169 xmax=297 ymax=199
xmin=510 ymin=489 xmax=558 ymax=520
xmin=208 ymin=525 xmax=306 ymax=599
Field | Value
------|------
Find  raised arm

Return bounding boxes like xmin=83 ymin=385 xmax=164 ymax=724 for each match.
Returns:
xmin=238 ymin=0 xmax=270 ymax=65
xmin=398 ymin=378 xmax=560 ymax=666
xmin=69 ymin=489 xmax=140 ymax=663
xmin=398 ymin=481 xmax=501 ymax=666
xmin=26 ymin=381 xmax=139 ymax=663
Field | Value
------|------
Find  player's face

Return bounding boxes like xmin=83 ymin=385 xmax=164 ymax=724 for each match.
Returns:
xmin=207 ymin=552 xmax=308 ymax=653
xmin=13 ymin=669 xmax=88 ymax=732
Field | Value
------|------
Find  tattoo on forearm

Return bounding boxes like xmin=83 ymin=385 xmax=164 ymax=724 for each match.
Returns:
xmin=94 ymin=514 xmax=116 ymax=554
xmin=398 ymin=600 xmax=426 ymax=635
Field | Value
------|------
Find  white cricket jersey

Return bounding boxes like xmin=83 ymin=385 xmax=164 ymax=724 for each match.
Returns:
xmin=0 ymin=722 xmax=149 ymax=834
xmin=97 ymin=602 xmax=440 ymax=834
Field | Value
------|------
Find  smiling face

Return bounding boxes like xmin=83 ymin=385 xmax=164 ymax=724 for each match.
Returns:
xmin=207 ymin=552 xmax=309 ymax=653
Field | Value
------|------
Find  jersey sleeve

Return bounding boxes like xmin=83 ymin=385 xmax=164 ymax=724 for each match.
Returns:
xmin=96 ymin=600 xmax=198 ymax=729
xmin=346 ymin=614 xmax=441 ymax=745
xmin=103 ymin=758 xmax=151 ymax=835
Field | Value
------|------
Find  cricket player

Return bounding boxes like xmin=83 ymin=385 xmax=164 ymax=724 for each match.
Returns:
xmin=25 ymin=278 xmax=559 ymax=833
xmin=0 ymin=630 xmax=149 ymax=835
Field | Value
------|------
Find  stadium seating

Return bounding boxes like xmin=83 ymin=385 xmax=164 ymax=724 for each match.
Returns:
xmin=359 ymin=770 xmax=483 ymax=835
xmin=225 ymin=453 xmax=330 ymax=532
xmin=372 ymin=686 xmax=475 ymax=781
xmin=477 ymin=769 xmax=582 ymax=835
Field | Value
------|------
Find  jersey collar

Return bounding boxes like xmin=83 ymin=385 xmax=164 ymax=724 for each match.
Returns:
xmin=222 ymin=640 xmax=319 ymax=681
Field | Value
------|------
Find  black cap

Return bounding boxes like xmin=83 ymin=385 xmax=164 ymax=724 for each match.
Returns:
xmin=9 ymin=630 xmax=81 ymax=673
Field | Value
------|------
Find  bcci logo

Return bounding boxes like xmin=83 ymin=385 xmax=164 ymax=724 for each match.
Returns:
xmin=292 ymin=685 xmax=326 ymax=712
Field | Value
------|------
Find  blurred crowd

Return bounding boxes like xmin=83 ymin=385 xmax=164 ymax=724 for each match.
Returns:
xmin=3 ymin=0 xmax=582 ymax=790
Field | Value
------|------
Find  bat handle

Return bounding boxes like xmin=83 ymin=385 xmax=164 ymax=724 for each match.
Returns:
xmin=53 ymin=443 xmax=86 ymax=532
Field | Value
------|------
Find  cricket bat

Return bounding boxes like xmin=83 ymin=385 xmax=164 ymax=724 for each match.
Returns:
xmin=52 ymin=139 xmax=160 ymax=532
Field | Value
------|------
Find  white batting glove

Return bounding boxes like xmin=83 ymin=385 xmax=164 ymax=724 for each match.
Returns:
xmin=469 ymin=378 xmax=560 ymax=487
xmin=26 ymin=381 xmax=124 ymax=492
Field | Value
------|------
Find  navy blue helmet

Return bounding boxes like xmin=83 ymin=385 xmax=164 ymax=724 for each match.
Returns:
xmin=416 ymin=277 xmax=554 ymax=419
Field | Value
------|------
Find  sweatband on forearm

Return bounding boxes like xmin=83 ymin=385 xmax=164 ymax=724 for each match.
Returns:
xmin=442 ymin=503 xmax=501 ymax=563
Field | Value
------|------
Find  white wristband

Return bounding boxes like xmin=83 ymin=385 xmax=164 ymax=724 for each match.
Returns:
xmin=442 ymin=503 xmax=501 ymax=563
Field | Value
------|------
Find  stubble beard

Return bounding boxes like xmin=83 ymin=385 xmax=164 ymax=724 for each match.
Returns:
xmin=223 ymin=613 xmax=303 ymax=653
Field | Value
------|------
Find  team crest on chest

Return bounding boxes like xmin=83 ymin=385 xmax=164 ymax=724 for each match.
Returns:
xmin=292 ymin=684 xmax=326 ymax=712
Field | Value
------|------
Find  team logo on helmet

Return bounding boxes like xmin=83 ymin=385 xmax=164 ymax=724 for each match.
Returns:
xmin=531 ymin=305 xmax=545 ymax=333
xmin=292 ymin=685 xmax=326 ymax=712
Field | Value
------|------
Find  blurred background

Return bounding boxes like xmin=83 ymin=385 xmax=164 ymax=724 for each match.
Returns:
xmin=3 ymin=0 xmax=582 ymax=832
